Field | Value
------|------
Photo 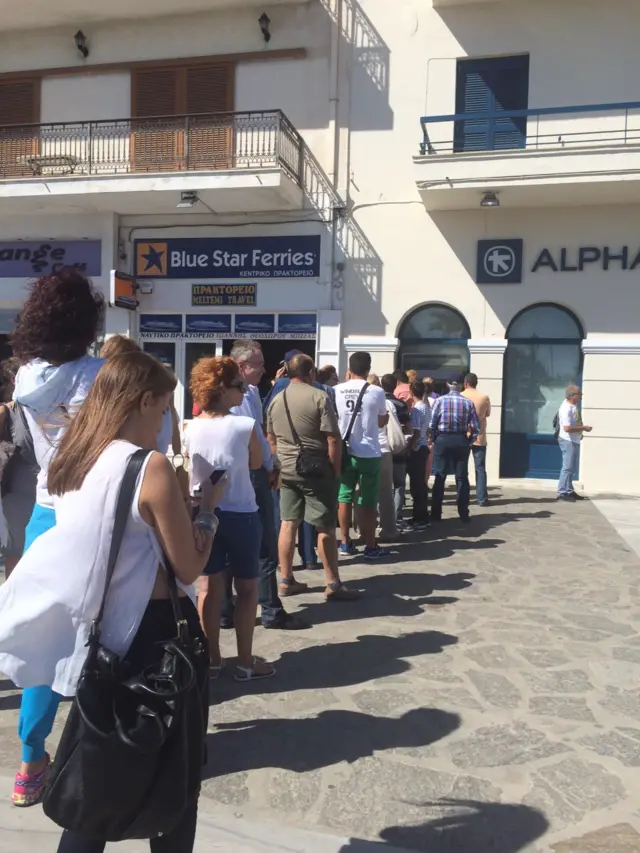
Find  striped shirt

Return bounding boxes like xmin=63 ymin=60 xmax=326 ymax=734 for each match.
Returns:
xmin=428 ymin=390 xmax=480 ymax=442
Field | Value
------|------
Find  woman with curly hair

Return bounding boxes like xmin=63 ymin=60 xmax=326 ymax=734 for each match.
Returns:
xmin=10 ymin=269 xmax=104 ymax=807
xmin=184 ymin=357 xmax=275 ymax=682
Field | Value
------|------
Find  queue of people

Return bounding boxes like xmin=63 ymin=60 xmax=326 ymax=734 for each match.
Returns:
xmin=0 ymin=267 xmax=568 ymax=852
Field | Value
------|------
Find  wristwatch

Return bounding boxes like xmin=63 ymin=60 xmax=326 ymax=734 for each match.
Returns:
xmin=172 ymin=453 xmax=185 ymax=471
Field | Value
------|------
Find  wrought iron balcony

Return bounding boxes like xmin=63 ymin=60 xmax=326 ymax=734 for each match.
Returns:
xmin=420 ymin=100 xmax=640 ymax=155
xmin=0 ymin=110 xmax=304 ymax=183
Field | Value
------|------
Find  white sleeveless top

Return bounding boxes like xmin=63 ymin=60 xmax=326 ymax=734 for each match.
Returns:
xmin=0 ymin=441 xmax=194 ymax=697
xmin=185 ymin=415 xmax=257 ymax=513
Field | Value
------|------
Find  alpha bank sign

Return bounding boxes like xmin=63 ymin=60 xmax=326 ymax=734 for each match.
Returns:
xmin=476 ymin=238 xmax=640 ymax=284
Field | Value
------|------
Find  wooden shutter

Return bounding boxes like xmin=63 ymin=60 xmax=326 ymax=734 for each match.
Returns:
xmin=0 ymin=79 xmax=39 ymax=177
xmin=185 ymin=64 xmax=234 ymax=170
xmin=131 ymin=67 xmax=182 ymax=172
xmin=454 ymin=56 xmax=529 ymax=153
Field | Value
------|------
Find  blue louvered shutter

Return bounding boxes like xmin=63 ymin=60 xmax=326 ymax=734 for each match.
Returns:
xmin=454 ymin=55 xmax=529 ymax=153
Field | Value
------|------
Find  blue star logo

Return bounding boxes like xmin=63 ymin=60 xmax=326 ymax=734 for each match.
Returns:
xmin=142 ymin=245 xmax=165 ymax=273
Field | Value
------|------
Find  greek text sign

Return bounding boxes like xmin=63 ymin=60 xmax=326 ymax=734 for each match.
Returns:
xmin=192 ymin=284 xmax=257 ymax=306
xmin=135 ymin=236 xmax=321 ymax=279
xmin=0 ymin=241 xmax=102 ymax=277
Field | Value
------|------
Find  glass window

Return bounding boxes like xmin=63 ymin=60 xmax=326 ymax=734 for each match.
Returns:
xmin=509 ymin=305 xmax=582 ymax=340
xmin=400 ymin=304 xmax=470 ymax=341
xmin=143 ymin=341 xmax=176 ymax=373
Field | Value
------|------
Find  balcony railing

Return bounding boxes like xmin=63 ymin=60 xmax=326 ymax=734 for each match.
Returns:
xmin=0 ymin=109 xmax=304 ymax=183
xmin=420 ymin=100 xmax=640 ymax=155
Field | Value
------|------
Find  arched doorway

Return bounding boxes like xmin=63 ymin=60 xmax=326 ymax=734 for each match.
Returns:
xmin=397 ymin=303 xmax=470 ymax=394
xmin=501 ymin=303 xmax=584 ymax=479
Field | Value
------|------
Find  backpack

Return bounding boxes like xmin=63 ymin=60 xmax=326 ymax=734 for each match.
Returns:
xmin=386 ymin=401 xmax=407 ymax=455
xmin=0 ymin=402 xmax=37 ymax=496
xmin=552 ymin=410 xmax=560 ymax=440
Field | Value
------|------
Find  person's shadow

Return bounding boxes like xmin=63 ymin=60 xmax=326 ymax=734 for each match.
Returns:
xmin=211 ymin=630 xmax=457 ymax=704
xmin=204 ymin=707 xmax=460 ymax=779
xmin=298 ymin=572 xmax=474 ymax=625
xmin=341 ymin=799 xmax=549 ymax=853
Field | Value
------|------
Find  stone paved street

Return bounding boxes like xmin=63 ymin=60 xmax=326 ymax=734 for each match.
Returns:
xmin=1 ymin=489 xmax=640 ymax=851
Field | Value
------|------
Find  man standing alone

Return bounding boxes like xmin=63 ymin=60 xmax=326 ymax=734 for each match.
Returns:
xmin=429 ymin=380 xmax=480 ymax=523
xmin=335 ymin=352 xmax=389 ymax=559
xmin=462 ymin=372 xmax=491 ymax=507
xmin=557 ymin=385 xmax=591 ymax=501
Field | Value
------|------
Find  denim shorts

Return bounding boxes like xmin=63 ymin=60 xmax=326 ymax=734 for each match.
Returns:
xmin=204 ymin=509 xmax=261 ymax=580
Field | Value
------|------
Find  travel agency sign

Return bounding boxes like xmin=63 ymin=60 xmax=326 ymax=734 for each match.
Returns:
xmin=134 ymin=235 xmax=321 ymax=280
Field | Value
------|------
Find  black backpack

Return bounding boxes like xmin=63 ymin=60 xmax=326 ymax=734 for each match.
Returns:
xmin=552 ymin=410 xmax=560 ymax=441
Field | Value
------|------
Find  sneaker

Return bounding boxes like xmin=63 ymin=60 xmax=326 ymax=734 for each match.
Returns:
xmin=339 ymin=542 xmax=359 ymax=556
xmin=263 ymin=613 xmax=311 ymax=630
xmin=571 ymin=492 xmax=585 ymax=501
xmin=363 ymin=545 xmax=391 ymax=560
xmin=411 ymin=521 xmax=429 ymax=532
xmin=557 ymin=493 xmax=576 ymax=502
xmin=12 ymin=755 xmax=51 ymax=807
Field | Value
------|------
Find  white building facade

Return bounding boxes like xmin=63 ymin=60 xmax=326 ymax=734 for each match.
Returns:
xmin=0 ymin=0 xmax=638 ymax=492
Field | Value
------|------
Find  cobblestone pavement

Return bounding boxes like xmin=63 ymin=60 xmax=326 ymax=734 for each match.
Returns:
xmin=1 ymin=489 xmax=640 ymax=851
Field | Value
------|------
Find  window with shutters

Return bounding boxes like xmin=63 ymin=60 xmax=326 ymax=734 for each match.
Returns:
xmin=454 ymin=55 xmax=529 ymax=153
xmin=131 ymin=63 xmax=234 ymax=172
xmin=0 ymin=79 xmax=40 ymax=177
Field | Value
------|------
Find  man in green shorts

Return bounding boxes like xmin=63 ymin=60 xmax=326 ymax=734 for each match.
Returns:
xmin=334 ymin=352 xmax=390 ymax=560
xmin=267 ymin=354 xmax=359 ymax=602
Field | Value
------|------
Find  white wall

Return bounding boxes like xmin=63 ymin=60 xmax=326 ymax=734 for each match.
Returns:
xmin=41 ymin=73 xmax=131 ymax=124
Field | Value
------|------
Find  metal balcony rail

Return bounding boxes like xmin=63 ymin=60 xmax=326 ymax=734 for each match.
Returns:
xmin=420 ymin=100 xmax=640 ymax=155
xmin=0 ymin=109 xmax=304 ymax=183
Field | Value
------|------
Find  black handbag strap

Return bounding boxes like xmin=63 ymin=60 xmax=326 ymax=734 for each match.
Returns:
xmin=91 ymin=448 xmax=150 ymax=639
xmin=282 ymin=389 xmax=304 ymax=451
xmin=344 ymin=383 xmax=368 ymax=444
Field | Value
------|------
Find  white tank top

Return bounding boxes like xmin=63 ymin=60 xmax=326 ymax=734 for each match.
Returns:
xmin=0 ymin=441 xmax=194 ymax=697
xmin=185 ymin=415 xmax=257 ymax=513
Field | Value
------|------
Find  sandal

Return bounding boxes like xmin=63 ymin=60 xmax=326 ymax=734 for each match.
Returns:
xmin=234 ymin=657 xmax=276 ymax=682
xmin=325 ymin=582 xmax=360 ymax=602
xmin=209 ymin=661 xmax=225 ymax=680
xmin=279 ymin=578 xmax=308 ymax=597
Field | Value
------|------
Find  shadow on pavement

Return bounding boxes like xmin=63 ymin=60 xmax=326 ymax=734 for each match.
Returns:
xmin=297 ymin=572 xmax=474 ymax=624
xmin=340 ymin=799 xmax=549 ymax=853
xmin=448 ymin=511 xmax=553 ymax=538
xmin=342 ymin=537 xmax=505 ymax=568
xmin=204 ymin=707 xmax=460 ymax=778
xmin=211 ymin=630 xmax=457 ymax=704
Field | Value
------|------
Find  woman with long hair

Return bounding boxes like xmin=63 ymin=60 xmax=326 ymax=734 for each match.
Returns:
xmin=9 ymin=270 xmax=104 ymax=806
xmin=101 ymin=335 xmax=183 ymax=458
xmin=185 ymin=356 xmax=275 ymax=682
xmin=0 ymin=351 xmax=222 ymax=852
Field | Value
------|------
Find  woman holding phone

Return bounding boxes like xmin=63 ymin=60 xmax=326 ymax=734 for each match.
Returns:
xmin=185 ymin=357 xmax=275 ymax=682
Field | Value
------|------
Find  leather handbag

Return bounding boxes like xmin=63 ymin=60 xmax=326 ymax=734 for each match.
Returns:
xmin=42 ymin=449 xmax=209 ymax=842
xmin=282 ymin=388 xmax=326 ymax=479
xmin=341 ymin=383 xmax=368 ymax=471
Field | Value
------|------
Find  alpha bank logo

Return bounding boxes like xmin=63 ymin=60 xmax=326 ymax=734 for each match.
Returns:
xmin=476 ymin=238 xmax=523 ymax=284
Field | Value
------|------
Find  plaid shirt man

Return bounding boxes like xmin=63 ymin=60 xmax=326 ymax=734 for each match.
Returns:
xmin=429 ymin=389 xmax=480 ymax=442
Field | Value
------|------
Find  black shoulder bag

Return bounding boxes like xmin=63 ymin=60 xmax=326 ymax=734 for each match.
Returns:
xmin=43 ymin=449 xmax=209 ymax=842
xmin=283 ymin=388 xmax=326 ymax=479
xmin=341 ymin=383 xmax=368 ymax=471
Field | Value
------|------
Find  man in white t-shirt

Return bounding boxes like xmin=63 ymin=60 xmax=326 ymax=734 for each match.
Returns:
xmin=557 ymin=384 xmax=591 ymax=501
xmin=335 ymin=352 xmax=389 ymax=560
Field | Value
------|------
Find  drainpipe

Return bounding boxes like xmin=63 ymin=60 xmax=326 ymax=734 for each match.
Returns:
xmin=328 ymin=0 xmax=344 ymax=315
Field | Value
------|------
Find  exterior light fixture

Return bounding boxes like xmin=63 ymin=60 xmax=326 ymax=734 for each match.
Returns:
xmin=177 ymin=191 xmax=199 ymax=209
xmin=74 ymin=30 xmax=89 ymax=58
xmin=259 ymin=13 xmax=271 ymax=43
xmin=480 ymin=191 xmax=500 ymax=208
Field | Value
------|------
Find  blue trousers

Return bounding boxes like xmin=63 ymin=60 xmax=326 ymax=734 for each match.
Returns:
xmin=18 ymin=504 xmax=61 ymax=763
